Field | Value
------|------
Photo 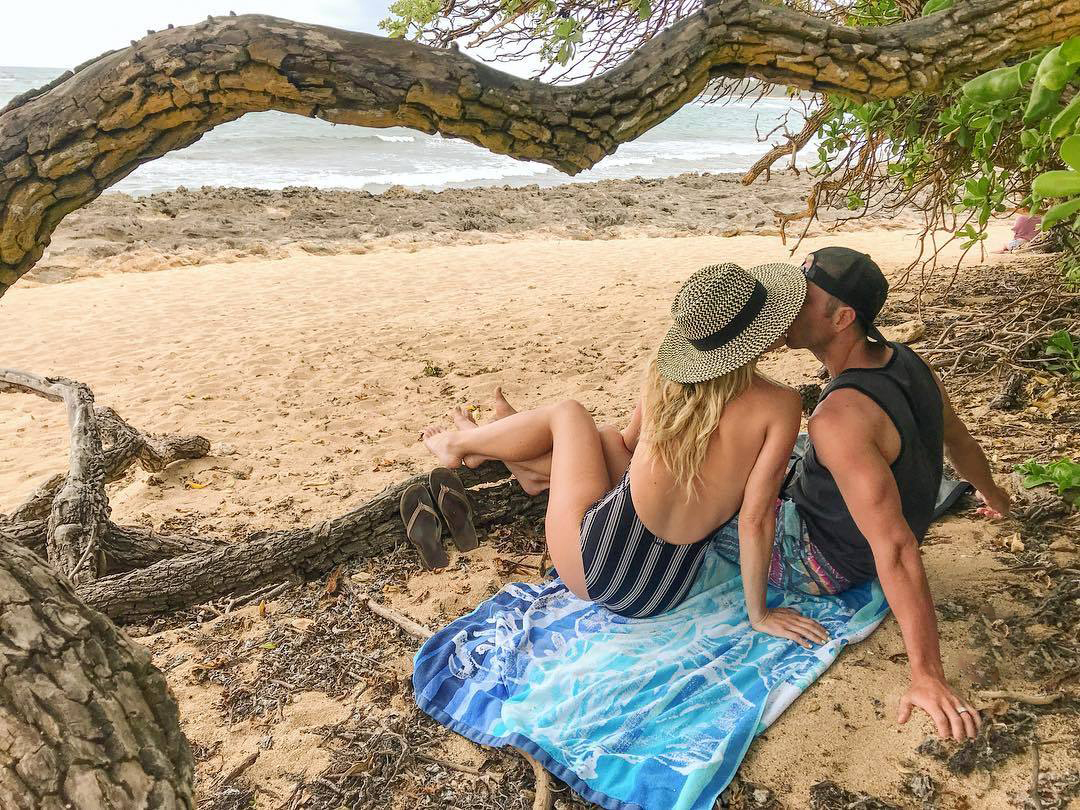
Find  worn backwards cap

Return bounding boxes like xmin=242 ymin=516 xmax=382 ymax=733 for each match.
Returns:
xmin=801 ymin=246 xmax=889 ymax=342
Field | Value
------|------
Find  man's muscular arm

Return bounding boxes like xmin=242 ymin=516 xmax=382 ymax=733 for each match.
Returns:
xmin=810 ymin=392 xmax=982 ymax=740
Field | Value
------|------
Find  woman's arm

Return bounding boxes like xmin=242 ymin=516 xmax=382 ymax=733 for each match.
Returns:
xmin=738 ymin=390 xmax=828 ymax=647
xmin=621 ymin=400 xmax=643 ymax=453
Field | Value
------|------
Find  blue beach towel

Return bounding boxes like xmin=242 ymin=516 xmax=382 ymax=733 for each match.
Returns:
xmin=413 ymin=470 xmax=969 ymax=810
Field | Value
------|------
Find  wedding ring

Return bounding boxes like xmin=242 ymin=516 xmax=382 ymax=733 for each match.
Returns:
xmin=956 ymin=707 xmax=969 ymax=714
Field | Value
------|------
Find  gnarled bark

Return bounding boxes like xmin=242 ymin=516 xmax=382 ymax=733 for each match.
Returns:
xmin=0 ymin=371 xmax=109 ymax=584
xmin=1 ymin=1 xmax=1078 ymax=298
xmin=1 ymin=370 xmax=213 ymax=583
xmin=0 ymin=536 xmax=193 ymax=808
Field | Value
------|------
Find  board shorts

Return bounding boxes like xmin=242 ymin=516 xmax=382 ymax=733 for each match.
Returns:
xmin=710 ymin=498 xmax=853 ymax=596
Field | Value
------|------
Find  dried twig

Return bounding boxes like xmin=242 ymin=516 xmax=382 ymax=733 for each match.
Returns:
xmin=521 ymin=751 xmax=554 ymax=810
xmin=976 ymin=690 xmax=1064 ymax=706
xmin=366 ymin=599 xmax=434 ymax=640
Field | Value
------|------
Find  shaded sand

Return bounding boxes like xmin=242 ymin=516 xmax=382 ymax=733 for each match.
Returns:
xmin=6 ymin=223 xmax=1077 ymax=808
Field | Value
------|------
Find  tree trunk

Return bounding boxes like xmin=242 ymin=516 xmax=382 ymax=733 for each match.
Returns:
xmin=1 ymin=1 xmax=1078 ymax=298
xmin=1 ymin=371 xmax=212 ymax=584
xmin=0 ymin=536 xmax=194 ymax=809
xmin=76 ymin=461 xmax=545 ymax=621
xmin=7 ymin=520 xmax=219 ymax=577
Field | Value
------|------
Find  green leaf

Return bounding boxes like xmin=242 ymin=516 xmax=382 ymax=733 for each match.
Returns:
xmin=1015 ymin=457 xmax=1080 ymax=496
xmin=1044 ymin=329 xmax=1076 ymax=356
xmin=1061 ymin=36 xmax=1080 ymax=64
xmin=1042 ymin=197 xmax=1080 ymax=229
xmin=921 ymin=0 xmax=952 ymax=14
xmin=1061 ymin=135 xmax=1080 ymax=172
xmin=1033 ymin=170 xmax=1080 ymax=197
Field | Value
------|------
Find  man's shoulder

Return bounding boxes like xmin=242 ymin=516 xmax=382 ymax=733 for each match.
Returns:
xmin=808 ymin=389 xmax=883 ymax=449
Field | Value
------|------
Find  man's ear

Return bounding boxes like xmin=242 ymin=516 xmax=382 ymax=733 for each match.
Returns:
xmin=833 ymin=304 xmax=858 ymax=333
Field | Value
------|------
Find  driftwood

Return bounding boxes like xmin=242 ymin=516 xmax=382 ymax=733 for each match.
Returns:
xmin=2 ymin=370 xmax=546 ymax=621
xmin=2 ymin=2 xmax=1079 ymax=298
xmin=1 ymin=369 xmax=214 ymax=578
xmin=366 ymin=599 xmax=436 ymax=641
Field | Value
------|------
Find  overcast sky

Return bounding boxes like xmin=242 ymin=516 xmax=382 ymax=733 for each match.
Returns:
xmin=1 ymin=1 xmax=396 ymax=69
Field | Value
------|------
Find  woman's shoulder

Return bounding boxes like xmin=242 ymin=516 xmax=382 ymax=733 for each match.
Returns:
xmin=748 ymin=374 xmax=802 ymax=411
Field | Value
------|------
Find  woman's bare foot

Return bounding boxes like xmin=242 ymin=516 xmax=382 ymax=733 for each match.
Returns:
xmin=451 ymin=395 xmax=549 ymax=495
xmin=420 ymin=426 xmax=464 ymax=469
xmin=493 ymin=386 xmax=516 ymax=419
xmin=450 ymin=407 xmax=490 ymax=468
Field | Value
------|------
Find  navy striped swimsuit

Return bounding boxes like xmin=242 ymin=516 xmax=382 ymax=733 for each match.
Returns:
xmin=579 ymin=470 xmax=716 ymax=619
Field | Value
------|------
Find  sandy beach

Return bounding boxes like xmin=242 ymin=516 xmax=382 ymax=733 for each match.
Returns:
xmin=2 ymin=192 xmax=1077 ymax=809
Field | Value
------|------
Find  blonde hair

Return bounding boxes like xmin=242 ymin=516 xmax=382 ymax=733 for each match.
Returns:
xmin=642 ymin=356 xmax=757 ymax=500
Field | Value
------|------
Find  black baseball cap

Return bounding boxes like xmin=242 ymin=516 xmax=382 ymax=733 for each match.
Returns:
xmin=800 ymin=247 xmax=889 ymax=342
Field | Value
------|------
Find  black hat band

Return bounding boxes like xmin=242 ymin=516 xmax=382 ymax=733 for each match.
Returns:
xmin=689 ymin=281 xmax=767 ymax=352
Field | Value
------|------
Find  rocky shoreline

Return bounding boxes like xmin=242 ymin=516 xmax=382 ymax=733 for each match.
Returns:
xmin=31 ymin=170 xmax=923 ymax=284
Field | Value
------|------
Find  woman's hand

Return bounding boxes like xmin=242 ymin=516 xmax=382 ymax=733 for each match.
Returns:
xmin=750 ymin=608 xmax=830 ymax=649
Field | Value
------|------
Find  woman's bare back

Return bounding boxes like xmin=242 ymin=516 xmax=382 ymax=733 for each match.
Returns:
xmin=628 ymin=374 xmax=802 ymax=544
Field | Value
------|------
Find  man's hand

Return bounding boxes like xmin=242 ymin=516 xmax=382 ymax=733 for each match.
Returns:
xmin=751 ymin=608 xmax=830 ymax=649
xmin=898 ymin=676 xmax=982 ymax=740
xmin=975 ymin=484 xmax=1011 ymax=519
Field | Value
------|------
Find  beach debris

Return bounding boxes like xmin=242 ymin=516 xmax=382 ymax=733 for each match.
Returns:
xmin=915 ymin=707 xmax=1037 ymax=775
xmin=367 ymin=598 xmax=435 ymax=640
xmin=522 ymin=751 xmax=554 ymax=810
xmin=881 ymin=319 xmax=926 ymax=344
xmin=899 ymin=771 xmax=937 ymax=808
xmin=990 ymin=371 xmax=1028 ymax=410
xmin=718 ymin=776 xmax=778 ymax=808
xmin=796 ymin=382 xmax=822 ymax=414
xmin=1012 ymin=769 xmax=1080 ymax=809
xmin=808 ymin=780 xmax=900 ymax=809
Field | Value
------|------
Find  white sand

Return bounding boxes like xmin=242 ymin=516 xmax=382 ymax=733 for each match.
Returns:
xmin=7 ymin=224 xmax=1067 ymax=808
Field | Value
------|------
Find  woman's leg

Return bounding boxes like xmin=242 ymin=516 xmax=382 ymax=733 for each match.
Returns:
xmin=451 ymin=388 xmax=631 ymax=493
xmin=422 ymin=400 xmax=610 ymax=600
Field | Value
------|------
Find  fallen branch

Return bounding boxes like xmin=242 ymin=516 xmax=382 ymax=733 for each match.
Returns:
xmin=216 ymin=751 xmax=260 ymax=788
xmin=1 ymin=369 xmax=108 ymax=583
xmin=366 ymin=599 xmax=435 ymax=641
xmin=4 ymin=369 xmax=545 ymax=620
xmin=976 ymin=690 xmax=1065 ymax=706
xmin=522 ymin=751 xmax=554 ymax=810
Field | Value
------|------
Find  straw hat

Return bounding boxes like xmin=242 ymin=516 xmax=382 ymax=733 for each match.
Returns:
xmin=657 ymin=262 xmax=806 ymax=384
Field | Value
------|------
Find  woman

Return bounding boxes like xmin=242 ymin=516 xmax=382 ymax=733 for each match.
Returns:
xmin=421 ymin=262 xmax=828 ymax=646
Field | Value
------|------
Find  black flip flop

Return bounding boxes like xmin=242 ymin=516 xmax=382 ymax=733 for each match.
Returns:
xmin=399 ymin=482 xmax=448 ymax=570
xmin=428 ymin=467 xmax=479 ymax=552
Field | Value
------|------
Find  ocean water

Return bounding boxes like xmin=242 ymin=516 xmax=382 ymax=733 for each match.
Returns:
xmin=1 ymin=65 xmax=811 ymax=195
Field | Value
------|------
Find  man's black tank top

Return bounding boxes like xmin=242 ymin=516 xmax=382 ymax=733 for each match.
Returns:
xmin=788 ymin=343 xmax=944 ymax=584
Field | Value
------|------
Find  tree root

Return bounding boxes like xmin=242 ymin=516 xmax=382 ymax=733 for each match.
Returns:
xmin=3 ymin=369 xmax=545 ymax=621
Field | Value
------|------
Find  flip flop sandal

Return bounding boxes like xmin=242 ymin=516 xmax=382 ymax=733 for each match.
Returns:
xmin=428 ymin=467 xmax=479 ymax=552
xmin=399 ymin=482 xmax=448 ymax=570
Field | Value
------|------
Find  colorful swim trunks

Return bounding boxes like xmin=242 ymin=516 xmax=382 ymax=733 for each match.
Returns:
xmin=709 ymin=498 xmax=852 ymax=596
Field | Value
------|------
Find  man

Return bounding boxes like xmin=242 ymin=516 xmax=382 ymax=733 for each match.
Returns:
xmin=783 ymin=246 xmax=1011 ymax=742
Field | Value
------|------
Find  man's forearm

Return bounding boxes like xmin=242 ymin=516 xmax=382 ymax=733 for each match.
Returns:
xmin=947 ymin=434 xmax=999 ymax=497
xmin=875 ymin=540 xmax=945 ymax=681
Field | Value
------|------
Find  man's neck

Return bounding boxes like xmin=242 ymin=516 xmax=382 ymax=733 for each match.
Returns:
xmin=811 ymin=332 xmax=889 ymax=378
